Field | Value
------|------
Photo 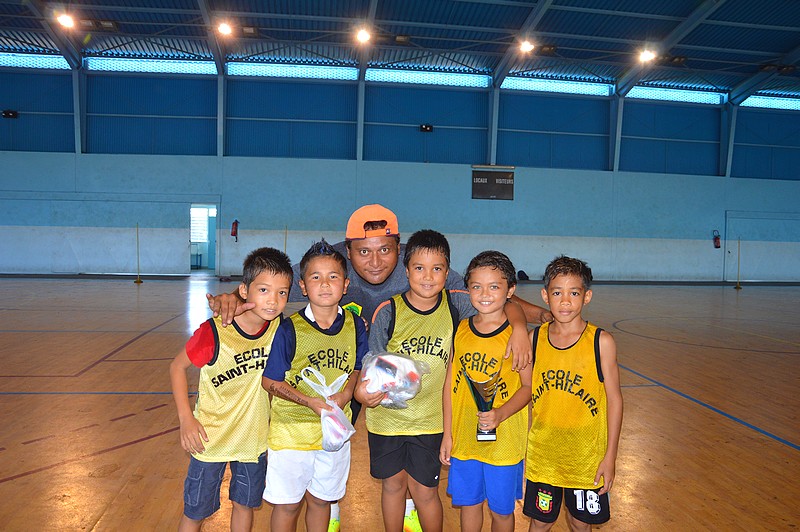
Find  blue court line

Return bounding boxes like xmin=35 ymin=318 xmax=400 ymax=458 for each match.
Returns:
xmin=620 ymin=364 xmax=799 ymax=452
xmin=0 ymin=391 xmax=195 ymax=396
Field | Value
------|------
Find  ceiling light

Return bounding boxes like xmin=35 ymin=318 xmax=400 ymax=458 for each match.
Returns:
xmin=218 ymin=22 xmax=232 ymax=35
xmin=357 ymin=28 xmax=371 ymax=43
xmin=79 ymin=20 xmax=95 ymax=29
xmin=57 ymin=14 xmax=75 ymax=28
xmin=98 ymin=20 xmax=117 ymax=31
xmin=242 ymin=26 xmax=257 ymax=36
xmin=520 ymin=40 xmax=534 ymax=53
xmin=639 ymin=49 xmax=656 ymax=62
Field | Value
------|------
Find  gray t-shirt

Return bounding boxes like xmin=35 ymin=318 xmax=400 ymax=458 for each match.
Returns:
xmin=289 ymin=241 xmax=464 ymax=323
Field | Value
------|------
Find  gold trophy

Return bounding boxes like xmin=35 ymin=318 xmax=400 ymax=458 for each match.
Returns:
xmin=462 ymin=361 xmax=502 ymax=441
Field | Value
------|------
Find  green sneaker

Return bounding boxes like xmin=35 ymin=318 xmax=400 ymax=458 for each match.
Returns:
xmin=327 ymin=517 xmax=340 ymax=532
xmin=403 ymin=509 xmax=423 ymax=532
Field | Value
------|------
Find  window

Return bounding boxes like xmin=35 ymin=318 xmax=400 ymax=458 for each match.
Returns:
xmin=190 ymin=206 xmax=216 ymax=242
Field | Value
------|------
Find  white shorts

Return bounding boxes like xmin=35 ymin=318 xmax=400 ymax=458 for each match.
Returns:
xmin=263 ymin=442 xmax=351 ymax=504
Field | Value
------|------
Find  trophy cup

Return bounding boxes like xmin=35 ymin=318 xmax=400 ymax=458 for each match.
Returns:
xmin=462 ymin=362 xmax=502 ymax=441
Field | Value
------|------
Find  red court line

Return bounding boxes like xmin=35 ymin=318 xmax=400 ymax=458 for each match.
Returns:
xmin=21 ymin=435 xmax=55 ymax=445
xmin=70 ymin=424 xmax=100 ymax=432
xmin=110 ymin=413 xmax=136 ymax=422
xmin=0 ymin=314 xmax=183 ymax=378
xmin=144 ymin=404 xmax=167 ymax=411
xmin=0 ymin=427 xmax=180 ymax=484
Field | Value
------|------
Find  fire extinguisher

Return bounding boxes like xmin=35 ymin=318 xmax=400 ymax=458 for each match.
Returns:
xmin=712 ymin=230 xmax=720 ymax=249
xmin=231 ymin=219 xmax=239 ymax=242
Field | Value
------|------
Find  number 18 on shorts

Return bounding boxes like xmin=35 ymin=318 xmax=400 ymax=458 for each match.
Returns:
xmin=522 ymin=481 xmax=610 ymax=525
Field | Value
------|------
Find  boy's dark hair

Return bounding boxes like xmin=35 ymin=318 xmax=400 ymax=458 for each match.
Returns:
xmin=543 ymin=255 xmax=593 ymax=290
xmin=242 ymin=247 xmax=293 ymax=287
xmin=464 ymin=250 xmax=517 ymax=288
xmin=403 ymin=229 xmax=450 ymax=269
xmin=300 ymin=239 xmax=348 ymax=279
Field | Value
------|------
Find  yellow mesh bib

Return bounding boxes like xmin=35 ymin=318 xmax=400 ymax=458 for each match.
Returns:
xmin=450 ymin=318 xmax=527 ymax=465
xmin=366 ymin=291 xmax=454 ymax=435
xmin=525 ymin=322 xmax=608 ymax=488
xmin=268 ymin=311 xmax=357 ymax=451
xmin=193 ymin=316 xmax=277 ymax=463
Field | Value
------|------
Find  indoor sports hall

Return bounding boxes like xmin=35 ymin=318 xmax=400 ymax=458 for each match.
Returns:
xmin=1 ymin=1 xmax=798 ymax=530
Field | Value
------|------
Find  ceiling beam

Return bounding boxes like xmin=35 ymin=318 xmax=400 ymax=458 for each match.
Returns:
xmin=492 ymin=0 xmax=553 ymax=88
xmin=615 ymin=0 xmax=727 ymax=97
xmin=729 ymin=41 xmax=800 ymax=105
xmin=25 ymin=0 xmax=83 ymax=70
xmin=197 ymin=0 xmax=225 ymax=75
xmin=358 ymin=0 xmax=380 ymax=81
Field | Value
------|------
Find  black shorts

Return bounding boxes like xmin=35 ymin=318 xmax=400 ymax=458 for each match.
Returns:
xmin=522 ymin=480 xmax=610 ymax=525
xmin=367 ymin=432 xmax=443 ymax=487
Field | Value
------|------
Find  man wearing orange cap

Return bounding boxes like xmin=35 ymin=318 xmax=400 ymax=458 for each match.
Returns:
xmin=210 ymin=203 xmax=549 ymax=334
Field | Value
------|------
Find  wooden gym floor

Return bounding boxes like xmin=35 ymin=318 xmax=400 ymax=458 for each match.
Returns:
xmin=0 ymin=276 xmax=797 ymax=531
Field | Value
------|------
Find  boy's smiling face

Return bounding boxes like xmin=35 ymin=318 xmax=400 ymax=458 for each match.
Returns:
xmin=299 ymin=255 xmax=349 ymax=310
xmin=405 ymin=249 xmax=448 ymax=307
xmin=467 ymin=266 xmax=515 ymax=317
xmin=238 ymin=270 xmax=292 ymax=322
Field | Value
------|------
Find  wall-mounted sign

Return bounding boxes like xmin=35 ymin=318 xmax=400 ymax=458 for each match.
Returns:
xmin=472 ymin=168 xmax=514 ymax=200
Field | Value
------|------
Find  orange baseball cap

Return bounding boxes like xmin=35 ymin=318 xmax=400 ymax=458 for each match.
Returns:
xmin=345 ymin=204 xmax=400 ymax=240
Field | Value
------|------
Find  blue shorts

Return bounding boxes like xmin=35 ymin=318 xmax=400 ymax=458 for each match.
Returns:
xmin=183 ymin=453 xmax=266 ymax=521
xmin=446 ymin=458 xmax=523 ymax=515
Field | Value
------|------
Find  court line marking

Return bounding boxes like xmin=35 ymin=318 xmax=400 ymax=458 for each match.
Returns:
xmin=612 ymin=317 xmax=800 ymax=354
xmin=0 ymin=427 xmax=179 ymax=484
xmin=620 ymin=364 xmax=799 ymax=452
xmin=0 ymin=314 xmax=184 ymax=378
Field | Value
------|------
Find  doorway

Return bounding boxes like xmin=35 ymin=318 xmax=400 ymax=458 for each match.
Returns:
xmin=190 ymin=204 xmax=217 ymax=272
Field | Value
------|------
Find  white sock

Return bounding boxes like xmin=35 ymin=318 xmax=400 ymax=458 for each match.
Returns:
xmin=405 ymin=498 xmax=415 ymax=516
xmin=330 ymin=502 xmax=340 ymax=520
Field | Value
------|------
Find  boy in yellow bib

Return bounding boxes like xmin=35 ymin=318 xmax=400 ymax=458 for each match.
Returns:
xmin=169 ymin=247 xmax=293 ymax=532
xmin=523 ymin=256 xmax=623 ymax=531
xmin=441 ymin=250 xmax=532 ymax=532
xmin=356 ymin=231 xmax=532 ymax=532
xmin=262 ymin=240 xmax=368 ymax=532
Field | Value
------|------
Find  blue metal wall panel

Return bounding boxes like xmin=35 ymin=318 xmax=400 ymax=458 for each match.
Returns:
xmin=496 ymin=131 xmax=552 ymax=168
xmin=500 ymin=93 xmax=609 ymax=135
xmin=87 ymin=75 xmax=216 ymax=116
xmin=732 ymin=109 xmax=800 ymax=180
xmin=623 ymin=102 xmax=720 ymax=141
xmin=0 ymin=71 xmax=73 ymax=112
xmin=620 ymin=101 xmax=721 ymax=175
xmin=731 ymin=145 xmax=772 ymax=180
xmin=226 ymin=119 xmax=356 ymax=159
xmin=620 ymin=138 xmax=719 ymax=175
xmin=227 ymin=79 xmax=357 ymax=121
xmin=496 ymin=131 xmax=607 ymax=170
xmin=365 ymin=86 xmax=487 ymax=128
xmin=735 ymin=109 xmax=800 ymax=147
xmin=552 ymin=135 xmax=609 ymax=170
xmin=363 ymin=124 xmax=485 ymax=164
xmin=87 ymin=116 xmax=215 ymax=155
xmin=0 ymin=71 xmax=73 ymax=152
xmin=0 ymin=113 xmax=73 ymax=152
xmin=620 ymin=138 xmax=666 ymax=173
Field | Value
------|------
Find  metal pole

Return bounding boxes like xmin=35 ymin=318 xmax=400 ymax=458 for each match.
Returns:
xmin=134 ymin=223 xmax=143 ymax=284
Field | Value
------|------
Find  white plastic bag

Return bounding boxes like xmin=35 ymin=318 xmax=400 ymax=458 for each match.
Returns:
xmin=361 ymin=351 xmax=430 ymax=409
xmin=300 ymin=366 xmax=356 ymax=452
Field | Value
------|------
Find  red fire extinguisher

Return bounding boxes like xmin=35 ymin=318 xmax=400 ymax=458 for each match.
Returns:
xmin=713 ymin=230 xmax=720 ymax=249
xmin=231 ymin=219 xmax=239 ymax=242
